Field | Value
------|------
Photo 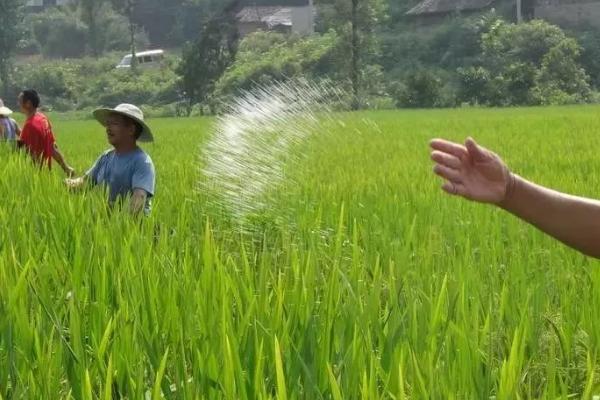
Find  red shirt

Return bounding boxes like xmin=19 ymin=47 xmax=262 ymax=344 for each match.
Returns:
xmin=20 ymin=113 xmax=55 ymax=168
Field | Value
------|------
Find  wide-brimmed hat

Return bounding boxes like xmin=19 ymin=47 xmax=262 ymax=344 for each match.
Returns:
xmin=93 ymin=103 xmax=153 ymax=142
xmin=0 ymin=99 xmax=13 ymax=116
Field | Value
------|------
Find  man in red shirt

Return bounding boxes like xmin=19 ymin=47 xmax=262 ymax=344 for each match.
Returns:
xmin=18 ymin=89 xmax=74 ymax=176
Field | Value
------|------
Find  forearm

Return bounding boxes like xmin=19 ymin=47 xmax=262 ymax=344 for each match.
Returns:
xmin=129 ymin=189 xmax=147 ymax=215
xmin=52 ymin=146 xmax=68 ymax=169
xmin=52 ymin=145 xmax=73 ymax=174
xmin=500 ymin=174 xmax=600 ymax=258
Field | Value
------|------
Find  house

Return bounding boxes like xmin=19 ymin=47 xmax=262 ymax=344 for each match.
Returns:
xmin=235 ymin=0 xmax=315 ymax=37
xmin=534 ymin=0 xmax=600 ymax=26
xmin=26 ymin=0 xmax=72 ymax=10
xmin=406 ymin=0 xmax=600 ymax=26
xmin=405 ymin=0 xmax=496 ymax=22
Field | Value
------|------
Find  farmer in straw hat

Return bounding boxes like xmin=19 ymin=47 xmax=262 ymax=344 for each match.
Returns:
xmin=0 ymin=99 xmax=20 ymax=143
xmin=430 ymin=137 xmax=600 ymax=258
xmin=65 ymin=104 xmax=156 ymax=215
xmin=17 ymin=89 xmax=74 ymax=176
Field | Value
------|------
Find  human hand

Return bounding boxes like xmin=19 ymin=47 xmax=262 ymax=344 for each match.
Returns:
xmin=430 ymin=137 xmax=514 ymax=205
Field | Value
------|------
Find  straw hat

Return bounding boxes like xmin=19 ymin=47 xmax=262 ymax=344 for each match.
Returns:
xmin=93 ymin=103 xmax=153 ymax=142
xmin=0 ymin=99 xmax=13 ymax=116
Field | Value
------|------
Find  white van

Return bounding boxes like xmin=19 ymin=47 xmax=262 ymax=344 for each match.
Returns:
xmin=116 ymin=49 xmax=165 ymax=69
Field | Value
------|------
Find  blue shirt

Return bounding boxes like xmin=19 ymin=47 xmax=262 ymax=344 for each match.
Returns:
xmin=86 ymin=148 xmax=155 ymax=214
xmin=1 ymin=118 xmax=18 ymax=141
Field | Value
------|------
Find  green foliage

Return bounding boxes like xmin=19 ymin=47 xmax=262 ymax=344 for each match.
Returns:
xmin=458 ymin=19 xmax=591 ymax=106
xmin=77 ymin=0 xmax=106 ymax=57
xmin=317 ymin=0 xmax=387 ymax=108
xmin=457 ymin=66 xmax=492 ymax=105
xmin=570 ymin=25 xmax=600 ymax=87
xmin=215 ymin=31 xmax=339 ymax=97
xmin=481 ymin=19 xmax=567 ymax=69
xmin=115 ymin=0 xmax=216 ymax=46
xmin=5 ymin=0 xmax=600 ymax=110
xmin=533 ymin=39 xmax=591 ymax=105
xmin=392 ymin=69 xmax=443 ymax=108
xmin=11 ymin=55 xmax=180 ymax=112
xmin=24 ymin=4 xmax=149 ymax=59
xmin=0 ymin=0 xmax=25 ymax=96
xmin=30 ymin=8 xmax=87 ymax=58
xmin=177 ymin=5 xmax=238 ymax=114
xmin=2 ymin=107 xmax=600 ymax=397
xmin=381 ymin=13 xmax=499 ymax=79
xmin=381 ymin=13 xmax=504 ymax=108
xmin=83 ymin=68 xmax=179 ymax=108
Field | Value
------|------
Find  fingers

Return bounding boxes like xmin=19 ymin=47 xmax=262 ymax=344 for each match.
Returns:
xmin=433 ymin=164 xmax=462 ymax=183
xmin=465 ymin=137 xmax=488 ymax=162
xmin=431 ymin=150 xmax=462 ymax=169
xmin=441 ymin=181 xmax=467 ymax=197
xmin=430 ymin=139 xmax=469 ymax=160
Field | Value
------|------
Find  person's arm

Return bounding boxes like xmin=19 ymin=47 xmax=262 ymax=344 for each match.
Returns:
xmin=499 ymin=175 xmax=600 ymax=258
xmin=52 ymin=144 xmax=75 ymax=177
xmin=18 ymin=123 xmax=28 ymax=149
xmin=430 ymin=137 xmax=600 ymax=258
xmin=65 ymin=153 xmax=106 ymax=191
xmin=130 ymin=154 xmax=155 ymax=216
xmin=129 ymin=189 xmax=148 ymax=215
xmin=0 ymin=123 xmax=5 ymax=140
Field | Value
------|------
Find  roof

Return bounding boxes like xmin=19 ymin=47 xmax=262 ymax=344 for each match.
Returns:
xmin=135 ymin=50 xmax=164 ymax=56
xmin=406 ymin=0 xmax=494 ymax=15
xmin=236 ymin=6 xmax=293 ymax=27
xmin=121 ymin=50 xmax=164 ymax=59
xmin=240 ymin=0 xmax=309 ymax=6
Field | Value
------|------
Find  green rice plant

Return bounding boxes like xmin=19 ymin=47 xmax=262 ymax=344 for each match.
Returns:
xmin=0 ymin=106 xmax=600 ymax=398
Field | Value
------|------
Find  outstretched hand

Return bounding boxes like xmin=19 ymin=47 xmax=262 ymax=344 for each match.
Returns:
xmin=430 ymin=137 xmax=514 ymax=205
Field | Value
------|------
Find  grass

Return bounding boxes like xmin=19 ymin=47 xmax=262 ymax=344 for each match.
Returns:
xmin=1 ymin=105 xmax=600 ymax=398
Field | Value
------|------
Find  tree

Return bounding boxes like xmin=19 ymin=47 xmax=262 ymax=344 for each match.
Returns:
xmin=573 ymin=27 xmax=600 ymax=88
xmin=77 ymin=0 xmax=106 ymax=57
xmin=393 ymin=70 xmax=442 ymax=108
xmin=214 ymin=31 xmax=339 ymax=98
xmin=459 ymin=19 xmax=591 ymax=106
xmin=29 ymin=4 xmax=147 ymax=58
xmin=32 ymin=8 xmax=87 ymax=58
xmin=533 ymin=39 xmax=591 ymax=104
xmin=111 ymin=0 xmax=139 ymax=72
xmin=481 ymin=19 xmax=569 ymax=70
xmin=131 ymin=0 xmax=210 ymax=46
xmin=177 ymin=1 xmax=239 ymax=114
xmin=0 ymin=0 xmax=24 ymax=97
xmin=316 ymin=0 xmax=385 ymax=109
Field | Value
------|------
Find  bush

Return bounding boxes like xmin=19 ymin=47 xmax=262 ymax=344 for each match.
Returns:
xmin=215 ymin=31 xmax=339 ymax=97
xmin=82 ymin=68 xmax=179 ymax=108
xmin=31 ymin=9 xmax=87 ymax=58
xmin=532 ymin=39 xmax=591 ymax=105
xmin=27 ymin=6 xmax=149 ymax=59
xmin=101 ymin=10 xmax=150 ymax=54
xmin=381 ymin=13 xmax=500 ymax=80
xmin=457 ymin=66 xmax=492 ymax=105
xmin=16 ymin=37 xmax=41 ymax=56
xmin=458 ymin=19 xmax=591 ymax=106
xmin=11 ymin=54 xmax=180 ymax=112
xmin=393 ymin=70 xmax=442 ymax=108
xmin=575 ymin=26 xmax=600 ymax=88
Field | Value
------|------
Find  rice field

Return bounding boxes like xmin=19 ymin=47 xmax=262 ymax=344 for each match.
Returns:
xmin=1 ymin=105 xmax=600 ymax=398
